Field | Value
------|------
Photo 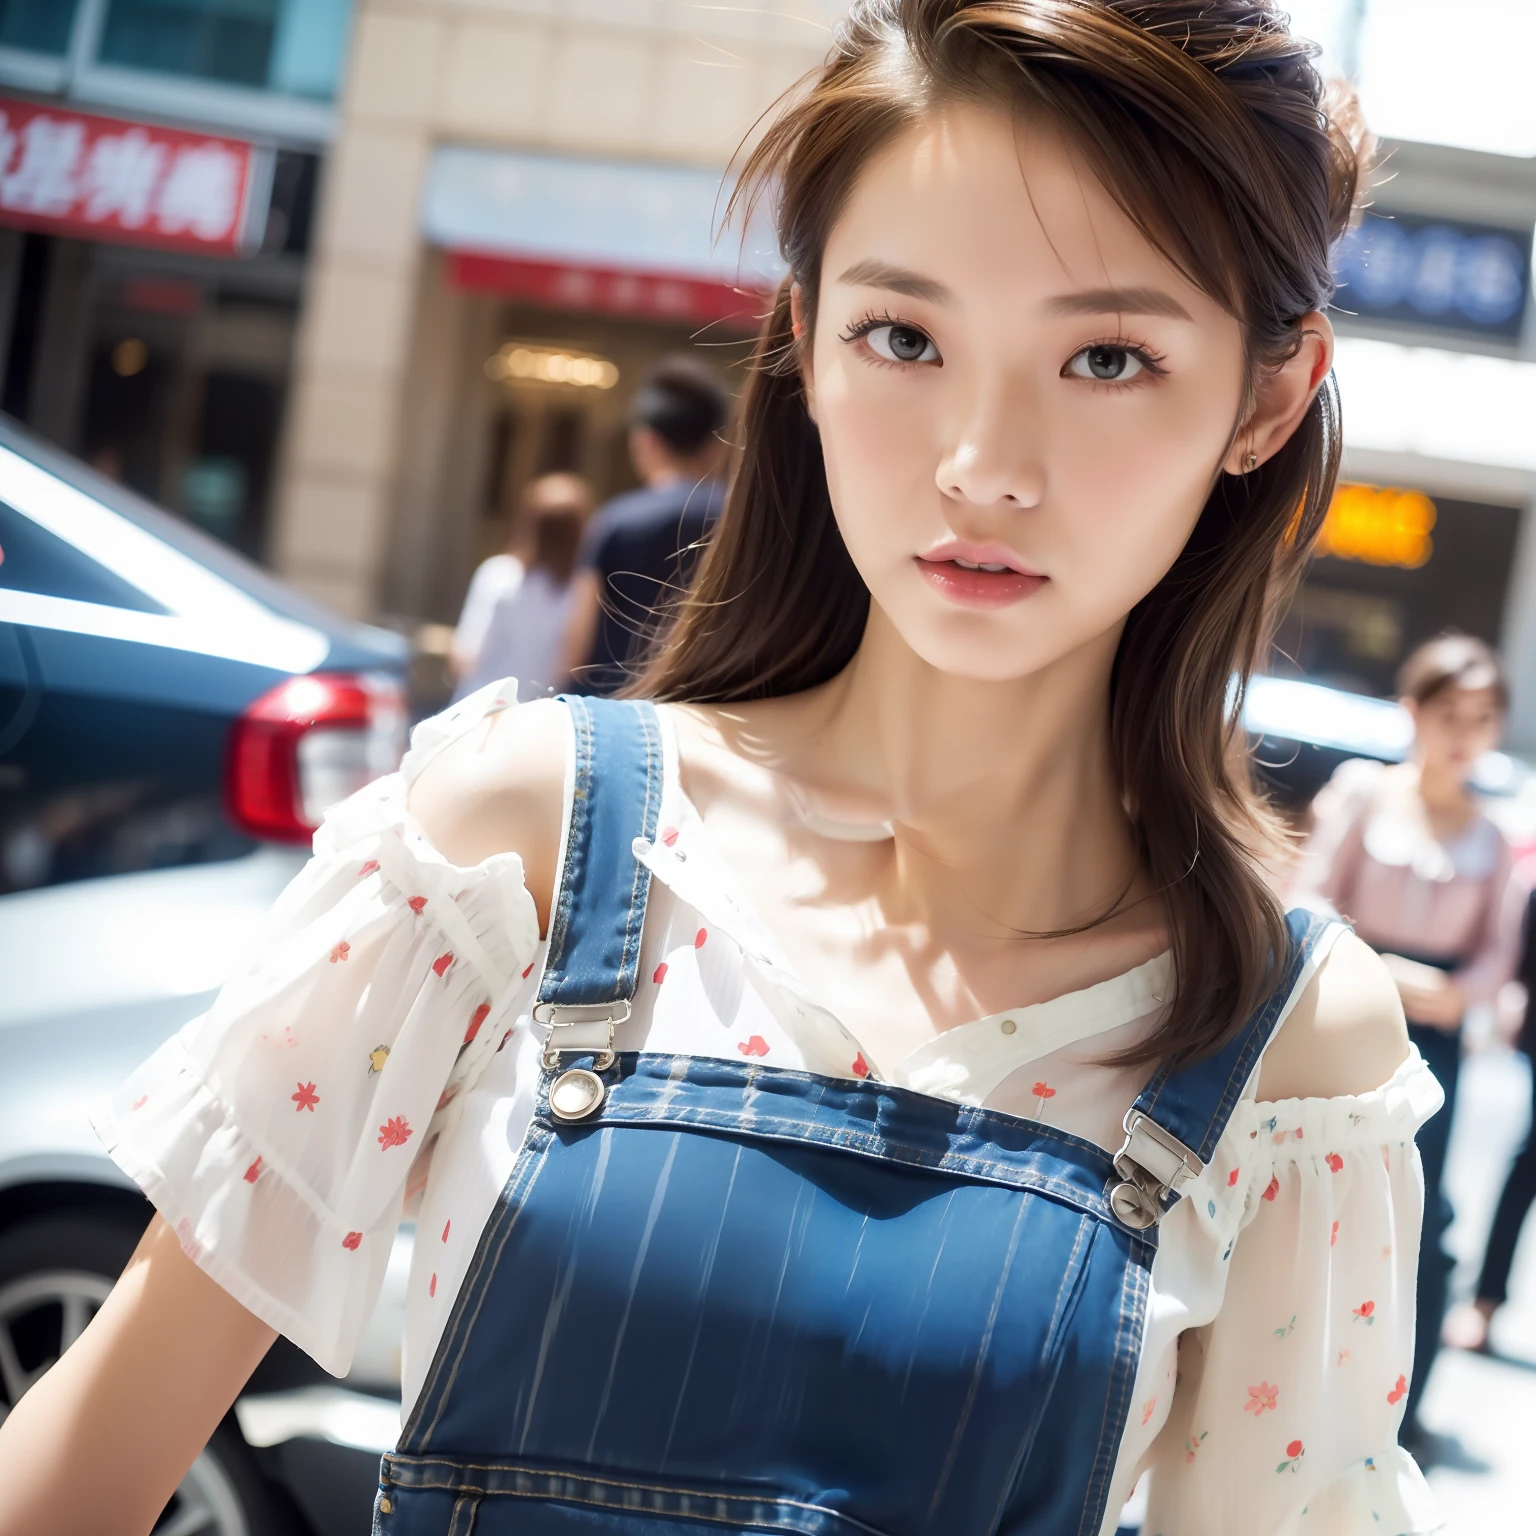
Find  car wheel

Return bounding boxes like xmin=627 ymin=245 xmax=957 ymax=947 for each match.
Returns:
xmin=0 ymin=1211 xmax=297 ymax=1535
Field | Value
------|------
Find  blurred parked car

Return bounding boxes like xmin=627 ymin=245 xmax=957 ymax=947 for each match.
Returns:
xmin=1244 ymin=672 xmax=1536 ymax=839
xmin=0 ymin=417 xmax=413 ymax=1536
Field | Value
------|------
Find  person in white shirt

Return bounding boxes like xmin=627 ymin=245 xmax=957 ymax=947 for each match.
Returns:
xmin=457 ymin=473 xmax=594 ymax=703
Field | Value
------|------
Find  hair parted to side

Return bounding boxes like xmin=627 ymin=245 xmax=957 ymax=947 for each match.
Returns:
xmin=633 ymin=0 xmax=1372 ymax=1067
xmin=1397 ymin=633 xmax=1509 ymax=712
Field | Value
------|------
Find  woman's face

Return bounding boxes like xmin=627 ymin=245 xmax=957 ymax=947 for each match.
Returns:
xmin=1408 ymin=686 xmax=1505 ymax=779
xmin=805 ymin=103 xmax=1260 ymax=682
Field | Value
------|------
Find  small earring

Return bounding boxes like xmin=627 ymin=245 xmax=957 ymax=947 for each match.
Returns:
xmin=1243 ymin=451 xmax=1258 ymax=473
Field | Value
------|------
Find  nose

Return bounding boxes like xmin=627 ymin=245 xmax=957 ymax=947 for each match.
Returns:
xmin=935 ymin=382 xmax=1045 ymax=511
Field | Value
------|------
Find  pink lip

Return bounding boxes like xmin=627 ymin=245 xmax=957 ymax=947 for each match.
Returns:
xmin=915 ymin=540 xmax=1046 ymax=609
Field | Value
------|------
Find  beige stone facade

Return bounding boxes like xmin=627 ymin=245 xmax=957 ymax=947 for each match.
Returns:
xmin=271 ymin=0 xmax=838 ymax=622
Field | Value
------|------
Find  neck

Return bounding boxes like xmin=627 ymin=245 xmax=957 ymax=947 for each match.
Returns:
xmin=1415 ymin=756 xmax=1472 ymax=813
xmin=775 ymin=607 xmax=1149 ymax=941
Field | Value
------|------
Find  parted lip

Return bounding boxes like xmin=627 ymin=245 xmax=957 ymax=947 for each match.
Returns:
xmin=916 ymin=539 xmax=1043 ymax=577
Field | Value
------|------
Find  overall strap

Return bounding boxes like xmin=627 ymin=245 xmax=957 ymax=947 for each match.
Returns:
xmin=533 ymin=695 xmax=663 ymax=1070
xmin=1108 ymin=908 xmax=1338 ymax=1229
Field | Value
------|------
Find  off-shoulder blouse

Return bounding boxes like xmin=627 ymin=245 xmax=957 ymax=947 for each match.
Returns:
xmin=94 ymin=684 xmax=1446 ymax=1536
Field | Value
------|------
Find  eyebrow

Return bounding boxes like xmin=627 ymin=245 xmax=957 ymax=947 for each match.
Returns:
xmin=1044 ymin=286 xmax=1193 ymax=321
xmin=834 ymin=260 xmax=954 ymax=304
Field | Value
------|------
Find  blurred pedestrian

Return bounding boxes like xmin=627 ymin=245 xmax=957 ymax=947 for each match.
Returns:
xmin=456 ymin=473 xmax=595 ymax=703
xmin=559 ymin=355 xmax=728 ymax=695
xmin=1293 ymin=633 xmax=1524 ymax=1441
xmin=450 ymin=521 xmax=526 ymax=684
xmin=1443 ymin=870 xmax=1536 ymax=1355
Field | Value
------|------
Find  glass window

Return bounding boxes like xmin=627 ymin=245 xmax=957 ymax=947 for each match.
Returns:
xmin=99 ymin=0 xmax=281 ymax=90
xmin=0 ymin=0 xmax=81 ymax=55
xmin=0 ymin=500 xmax=166 ymax=613
xmin=95 ymin=0 xmax=352 ymax=98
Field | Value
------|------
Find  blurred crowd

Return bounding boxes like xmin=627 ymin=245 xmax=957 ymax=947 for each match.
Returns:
xmin=450 ymin=354 xmax=729 ymax=707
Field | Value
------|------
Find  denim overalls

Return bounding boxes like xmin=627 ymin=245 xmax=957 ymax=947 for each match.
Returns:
xmin=374 ymin=697 xmax=1330 ymax=1536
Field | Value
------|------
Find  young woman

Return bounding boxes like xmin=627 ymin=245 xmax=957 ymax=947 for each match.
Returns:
xmin=0 ymin=4 xmax=1444 ymax=1534
xmin=456 ymin=472 xmax=595 ymax=704
xmin=1295 ymin=633 xmax=1523 ymax=1442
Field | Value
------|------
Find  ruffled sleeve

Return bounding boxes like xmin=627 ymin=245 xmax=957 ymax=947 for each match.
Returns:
xmin=91 ymin=681 xmax=543 ymax=1377
xmin=1144 ymin=1051 xmax=1446 ymax=1535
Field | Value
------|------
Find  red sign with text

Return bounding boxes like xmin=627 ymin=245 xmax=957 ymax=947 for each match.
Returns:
xmin=0 ymin=96 xmax=267 ymax=256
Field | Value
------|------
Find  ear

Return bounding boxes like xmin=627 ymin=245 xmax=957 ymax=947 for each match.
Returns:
xmin=1222 ymin=310 xmax=1335 ymax=476
xmin=789 ymin=283 xmax=817 ymax=424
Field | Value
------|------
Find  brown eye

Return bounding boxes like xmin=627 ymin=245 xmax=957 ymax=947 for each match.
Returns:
xmin=865 ymin=323 xmax=939 ymax=364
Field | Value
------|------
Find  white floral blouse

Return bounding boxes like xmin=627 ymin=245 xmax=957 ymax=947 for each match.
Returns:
xmin=94 ymin=683 xmax=1446 ymax=1536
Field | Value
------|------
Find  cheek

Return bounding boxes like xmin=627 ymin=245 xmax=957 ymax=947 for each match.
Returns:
xmin=815 ymin=362 xmax=937 ymax=557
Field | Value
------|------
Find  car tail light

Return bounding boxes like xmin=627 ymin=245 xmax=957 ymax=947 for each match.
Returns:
xmin=225 ymin=672 xmax=409 ymax=843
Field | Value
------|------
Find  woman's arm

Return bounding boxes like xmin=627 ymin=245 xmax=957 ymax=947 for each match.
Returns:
xmin=0 ymin=1215 xmax=275 ymax=1536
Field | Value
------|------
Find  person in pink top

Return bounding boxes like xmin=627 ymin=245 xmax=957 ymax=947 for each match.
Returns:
xmin=1294 ymin=632 xmax=1525 ymax=1446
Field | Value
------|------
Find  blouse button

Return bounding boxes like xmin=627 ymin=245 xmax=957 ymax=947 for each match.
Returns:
xmin=1000 ymin=1018 xmax=1017 ymax=1035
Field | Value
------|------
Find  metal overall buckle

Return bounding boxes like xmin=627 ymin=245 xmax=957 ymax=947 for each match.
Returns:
xmin=1110 ymin=1109 xmax=1205 ymax=1230
xmin=533 ymin=999 xmax=631 ymax=1122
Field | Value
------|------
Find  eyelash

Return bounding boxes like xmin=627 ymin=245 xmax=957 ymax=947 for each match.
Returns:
xmin=835 ymin=310 xmax=1169 ymax=384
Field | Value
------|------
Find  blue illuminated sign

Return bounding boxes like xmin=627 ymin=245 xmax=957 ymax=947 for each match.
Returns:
xmin=1332 ymin=209 xmax=1531 ymax=342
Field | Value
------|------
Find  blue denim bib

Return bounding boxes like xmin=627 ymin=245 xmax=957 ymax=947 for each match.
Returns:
xmin=374 ymin=696 xmax=1330 ymax=1536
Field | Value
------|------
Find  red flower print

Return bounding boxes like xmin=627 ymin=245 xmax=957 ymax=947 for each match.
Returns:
xmin=852 ymin=1052 xmax=870 ymax=1079
xmin=432 ymin=951 xmax=455 ymax=977
xmin=1277 ymin=1439 xmax=1305 ymax=1473
xmin=1140 ymin=1396 xmax=1157 ymax=1426
xmin=1326 ymin=1151 xmax=1344 ymax=1173
xmin=738 ymin=1035 xmax=770 ymax=1057
xmin=359 ymin=860 xmax=379 ymax=877
xmin=1244 ymin=1381 xmax=1279 ymax=1416
xmin=1184 ymin=1430 xmax=1208 ymax=1464
xmin=441 ymin=1219 xmax=451 ymax=1242
xmin=1033 ymin=1082 xmax=1057 ymax=1100
xmin=243 ymin=1157 xmax=263 ymax=1183
xmin=1262 ymin=1176 xmax=1280 ymax=1202
xmin=1227 ymin=1167 xmax=1240 ymax=1187
xmin=377 ymin=1115 xmax=412 ymax=1150
xmin=130 ymin=1094 xmax=148 ymax=1112
xmin=661 ymin=826 xmax=679 ymax=847
xmin=407 ymin=895 xmax=427 ymax=915
xmin=329 ymin=941 xmax=350 ymax=963
xmin=429 ymin=1273 xmax=437 ymax=1298
xmin=497 ymin=1029 xmax=513 ymax=1052
xmin=1387 ymin=1374 xmax=1408 ymax=1405
xmin=436 ymin=1089 xmax=455 ymax=1111
xmin=522 ymin=961 xmax=535 ymax=979
xmin=653 ymin=961 xmax=669 ymax=984
xmin=342 ymin=1231 xmax=362 ymax=1250
xmin=1353 ymin=1299 xmax=1376 ymax=1324
xmin=292 ymin=1081 xmax=320 ymax=1112
xmin=1286 ymin=1440 xmax=1303 ymax=1458
xmin=464 ymin=1002 xmax=489 ymax=1044
xmin=694 ymin=927 xmax=708 ymax=949
xmin=1294 ymin=1128 xmax=1303 ymax=1140
xmin=1330 ymin=1220 xmax=1339 ymax=1247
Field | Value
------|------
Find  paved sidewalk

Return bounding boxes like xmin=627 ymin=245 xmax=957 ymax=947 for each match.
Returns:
xmin=1418 ymin=1044 xmax=1536 ymax=1533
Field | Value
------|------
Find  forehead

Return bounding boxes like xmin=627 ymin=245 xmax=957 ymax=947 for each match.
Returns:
xmin=823 ymin=101 xmax=1212 ymax=313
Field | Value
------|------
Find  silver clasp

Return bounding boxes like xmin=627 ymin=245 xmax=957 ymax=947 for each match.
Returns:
xmin=534 ymin=999 xmax=631 ymax=1120
xmin=1110 ymin=1109 xmax=1204 ymax=1230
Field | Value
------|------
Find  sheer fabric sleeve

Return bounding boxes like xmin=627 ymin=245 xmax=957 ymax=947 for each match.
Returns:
xmin=91 ymin=682 xmax=543 ymax=1376
xmin=1143 ymin=1053 xmax=1446 ymax=1535
xmin=1450 ymin=830 xmax=1523 ymax=1008
xmin=1290 ymin=758 xmax=1381 ymax=918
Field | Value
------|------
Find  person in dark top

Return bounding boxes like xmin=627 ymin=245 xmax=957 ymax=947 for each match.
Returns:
xmin=560 ymin=355 xmax=729 ymax=696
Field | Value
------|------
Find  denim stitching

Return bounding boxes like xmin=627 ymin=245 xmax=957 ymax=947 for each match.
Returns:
xmin=540 ymin=697 xmax=594 ymax=995
xmin=613 ymin=702 xmax=662 ymax=1000
xmin=407 ymin=1123 xmax=554 ymax=1452
xmin=379 ymin=1456 xmax=895 ymax=1536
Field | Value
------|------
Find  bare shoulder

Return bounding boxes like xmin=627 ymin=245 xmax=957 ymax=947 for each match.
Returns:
xmin=1256 ymin=929 xmax=1411 ymax=1102
xmin=405 ymin=698 xmax=568 ymax=936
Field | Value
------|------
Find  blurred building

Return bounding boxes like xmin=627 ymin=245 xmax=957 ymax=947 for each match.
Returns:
xmin=0 ymin=0 xmax=351 ymax=562
xmin=260 ymin=0 xmax=833 ymax=631
xmin=1286 ymin=139 xmax=1536 ymax=749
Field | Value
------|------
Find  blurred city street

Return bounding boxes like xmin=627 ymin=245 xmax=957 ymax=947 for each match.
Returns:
xmin=1421 ymin=1042 xmax=1536 ymax=1533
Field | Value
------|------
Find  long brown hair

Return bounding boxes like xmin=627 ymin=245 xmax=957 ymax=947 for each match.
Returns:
xmin=636 ymin=0 xmax=1369 ymax=1067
